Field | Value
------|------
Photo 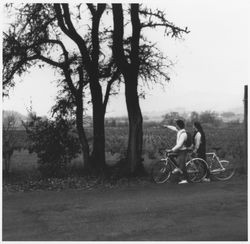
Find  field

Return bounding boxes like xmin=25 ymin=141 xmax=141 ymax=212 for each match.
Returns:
xmin=7 ymin=122 xmax=245 ymax=174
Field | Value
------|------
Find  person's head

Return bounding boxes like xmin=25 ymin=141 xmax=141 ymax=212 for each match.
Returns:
xmin=193 ymin=121 xmax=203 ymax=132
xmin=175 ymin=119 xmax=185 ymax=130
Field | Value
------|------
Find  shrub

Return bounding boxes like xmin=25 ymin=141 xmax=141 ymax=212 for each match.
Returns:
xmin=23 ymin=113 xmax=81 ymax=178
xmin=3 ymin=114 xmax=23 ymax=174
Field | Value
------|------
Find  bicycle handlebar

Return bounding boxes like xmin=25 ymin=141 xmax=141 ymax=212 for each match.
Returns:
xmin=160 ymin=148 xmax=194 ymax=158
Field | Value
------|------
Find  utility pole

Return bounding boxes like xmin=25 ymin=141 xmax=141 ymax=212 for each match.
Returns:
xmin=243 ymin=85 xmax=248 ymax=173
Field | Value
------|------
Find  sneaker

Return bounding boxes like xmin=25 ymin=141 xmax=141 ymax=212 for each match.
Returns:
xmin=172 ymin=168 xmax=183 ymax=174
xmin=202 ymin=178 xmax=211 ymax=182
xmin=178 ymin=180 xmax=188 ymax=184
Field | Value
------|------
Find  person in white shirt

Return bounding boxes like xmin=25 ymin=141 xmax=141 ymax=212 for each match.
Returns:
xmin=164 ymin=119 xmax=189 ymax=184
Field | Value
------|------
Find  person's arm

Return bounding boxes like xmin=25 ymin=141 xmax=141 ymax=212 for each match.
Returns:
xmin=163 ymin=125 xmax=178 ymax=132
xmin=172 ymin=132 xmax=187 ymax=152
xmin=193 ymin=132 xmax=201 ymax=152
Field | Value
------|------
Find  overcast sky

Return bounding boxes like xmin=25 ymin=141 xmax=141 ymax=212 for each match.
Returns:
xmin=2 ymin=0 xmax=250 ymax=117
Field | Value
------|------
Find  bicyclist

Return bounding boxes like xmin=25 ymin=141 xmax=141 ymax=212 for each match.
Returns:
xmin=164 ymin=119 xmax=189 ymax=184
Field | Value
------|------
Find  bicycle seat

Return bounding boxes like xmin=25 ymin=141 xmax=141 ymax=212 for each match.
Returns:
xmin=212 ymin=147 xmax=221 ymax=151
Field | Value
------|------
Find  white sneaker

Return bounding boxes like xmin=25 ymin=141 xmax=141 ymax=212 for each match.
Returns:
xmin=202 ymin=178 xmax=211 ymax=182
xmin=172 ymin=168 xmax=183 ymax=174
xmin=178 ymin=180 xmax=188 ymax=184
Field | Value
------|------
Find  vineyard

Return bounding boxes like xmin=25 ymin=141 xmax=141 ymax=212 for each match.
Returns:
xmin=105 ymin=123 xmax=244 ymax=172
xmin=6 ymin=122 xmax=244 ymax=174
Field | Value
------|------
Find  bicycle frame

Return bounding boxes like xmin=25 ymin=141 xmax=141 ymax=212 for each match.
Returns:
xmin=160 ymin=153 xmax=179 ymax=170
xmin=161 ymin=152 xmax=206 ymax=173
xmin=152 ymin=150 xmax=208 ymax=183
xmin=206 ymin=152 xmax=227 ymax=173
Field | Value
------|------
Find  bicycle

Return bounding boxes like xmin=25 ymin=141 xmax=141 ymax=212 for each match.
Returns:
xmin=151 ymin=149 xmax=208 ymax=184
xmin=206 ymin=147 xmax=235 ymax=181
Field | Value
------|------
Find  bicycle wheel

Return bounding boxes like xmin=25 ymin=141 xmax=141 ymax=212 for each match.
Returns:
xmin=186 ymin=158 xmax=208 ymax=183
xmin=151 ymin=160 xmax=171 ymax=184
xmin=211 ymin=160 xmax=235 ymax=181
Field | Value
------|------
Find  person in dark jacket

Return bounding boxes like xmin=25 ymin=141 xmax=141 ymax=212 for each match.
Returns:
xmin=193 ymin=121 xmax=206 ymax=159
xmin=192 ymin=121 xmax=210 ymax=182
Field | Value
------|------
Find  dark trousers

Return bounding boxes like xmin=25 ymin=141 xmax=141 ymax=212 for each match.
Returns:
xmin=176 ymin=150 xmax=188 ymax=180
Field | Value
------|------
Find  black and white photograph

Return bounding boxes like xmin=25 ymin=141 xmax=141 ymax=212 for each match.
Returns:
xmin=2 ymin=0 xmax=248 ymax=241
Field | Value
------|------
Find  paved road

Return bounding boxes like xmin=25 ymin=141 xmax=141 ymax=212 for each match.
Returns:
xmin=3 ymin=175 xmax=247 ymax=241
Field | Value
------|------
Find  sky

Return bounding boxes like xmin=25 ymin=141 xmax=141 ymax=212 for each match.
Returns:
xmin=2 ymin=0 xmax=250 ymax=117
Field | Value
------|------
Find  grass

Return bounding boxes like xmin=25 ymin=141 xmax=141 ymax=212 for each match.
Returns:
xmin=10 ymin=149 xmax=38 ymax=171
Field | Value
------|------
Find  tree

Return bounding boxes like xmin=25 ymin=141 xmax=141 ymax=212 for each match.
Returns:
xmin=23 ymin=113 xmax=81 ymax=178
xmin=189 ymin=111 xmax=200 ymax=124
xmin=162 ymin=112 xmax=184 ymax=125
xmin=3 ymin=4 xmax=120 ymax=173
xmin=3 ymin=3 xmax=92 ymax=170
xmin=54 ymin=3 xmax=124 ymax=173
xmin=112 ymin=4 xmax=189 ymax=174
xmin=200 ymin=111 xmax=222 ymax=126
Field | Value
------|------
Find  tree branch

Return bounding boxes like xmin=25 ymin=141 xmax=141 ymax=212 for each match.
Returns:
xmin=130 ymin=4 xmax=140 ymax=71
xmin=87 ymin=4 xmax=106 ymax=68
xmin=97 ymin=4 xmax=106 ymax=18
xmin=54 ymin=4 xmax=92 ymax=74
xmin=103 ymin=69 xmax=121 ymax=114
xmin=77 ymin=67 xmax=88 ymax=96
xmin=3 ymin=54 xmax=39 ymax=87
xmin=38 ymin=55 xmax=63 ymax=68
xmin=139 ymin=8 xmax=190 ymax=37
xmin=112 ymin=4 xmax=130 ymax=74
xmin=87 ymin=4 xmax=96 ymax=15
xmin=62 ymin=67 xmax=77 ymax=97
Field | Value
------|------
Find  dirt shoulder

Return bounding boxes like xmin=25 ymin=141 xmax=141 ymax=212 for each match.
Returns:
xmin=3 ymin=175 xmax=247 ymax=241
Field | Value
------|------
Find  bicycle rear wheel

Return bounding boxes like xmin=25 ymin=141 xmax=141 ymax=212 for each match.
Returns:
xmin=211 ymin=160 xmax=235 ymax=181
xmin=151 ymin=160 xmax=171 ymax=184
xmin=186 ymin=158 xmax=208 ymax=183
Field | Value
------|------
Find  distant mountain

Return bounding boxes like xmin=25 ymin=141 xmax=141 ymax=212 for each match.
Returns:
xmin=3 ymin=107 xmax=244 ymax=126
xmin=224 ymin=106 xmax=244 ymax=115
xmin=142 ymin=107 xmax=244 ymax=122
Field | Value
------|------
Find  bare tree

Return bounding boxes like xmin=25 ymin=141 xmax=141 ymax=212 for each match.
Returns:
xmin=112 ymin=4 xmax=189 ymax=174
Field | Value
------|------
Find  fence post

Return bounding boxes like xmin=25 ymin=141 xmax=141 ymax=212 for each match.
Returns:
xmin=243 ymin=85 xmax=248 ymax=173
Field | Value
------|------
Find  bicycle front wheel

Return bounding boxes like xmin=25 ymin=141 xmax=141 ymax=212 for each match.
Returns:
xmin=151 ymin=160 xmax=171 ymax=184
xmin=186 ymin=158 xmax=208 ymax=183
xmin=211 ymin=160 xmax=235 ymax=181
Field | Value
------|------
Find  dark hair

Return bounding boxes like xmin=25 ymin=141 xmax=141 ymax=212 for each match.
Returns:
xmin=194 ymin=121 xmax=203 ymax=133
xmin=175 ymin=119 xmax=185 ymax=129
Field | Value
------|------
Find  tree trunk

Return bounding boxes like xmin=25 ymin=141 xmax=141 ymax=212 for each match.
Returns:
xmin=90 ymin=79 xmax=106 ymax=173
xmin=125 ymin=74 xmax=144 ymax=175
xmin=88 ymin=4 xmax=106 ymax=174
xmin=75 ymin=97 xmax=90 ymax=172
xmin=112 ymin=4 xmax=144 ymax=175
xmin=243 ymin=85 xmax=248 ymax=173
